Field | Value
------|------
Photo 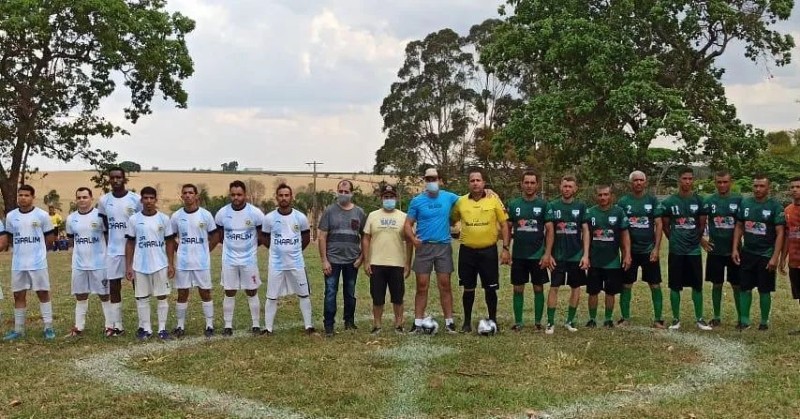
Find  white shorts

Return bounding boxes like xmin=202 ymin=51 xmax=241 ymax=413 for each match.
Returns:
xmin=221 ymin=265 xmax=261 ymax=291
xmin=176 ymin=270 xmax=212 ymax=290
xmin=266 ymin=269 xmax=310 ymax=299
xmin=134 ymin=268 xmax=171 ymax=298
xmin=71 ymin=269 xmax=108 ymax=295
xmin=12 ymin=269 xmax=50 ymax=292
xmin=106 ymin=255 xmax=127 ymax=280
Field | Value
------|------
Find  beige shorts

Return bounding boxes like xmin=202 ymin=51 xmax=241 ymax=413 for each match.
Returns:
xmin=12 ymin=269 xmax=50 ymax=292
xmin=266 ymin=269 xmax=310 ymax=299
xmin=134 ymin=268 xmax=171 ymax=298
xmin=221 ymin=265 xmax=261 ymax=291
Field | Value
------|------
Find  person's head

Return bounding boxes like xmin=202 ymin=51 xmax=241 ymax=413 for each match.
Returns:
xmin=714 ymin=170 xmax=731 ymax=195
xmin=520 ymin=170 xmax=539 ymax=197
xmin=336 ymin=180 xmax=354 ymax=206
xmin=229 ymin=180 xmax=247 ymax=207
xmin=48 ymin=205 xmax=56 ymax=215
xmin=181 ymin=184 xmax=198 ymax=208
xmin=75 ymin=187 xmax=93 ymax=212
xmin=595 ymin=185 xmax=612 ymax=207
xmin=752 ymin=173 xmax=770 ymax=200
xmin=560 ymin=175 xmax=577 ymax=200
xmin=629 ymin=170 xmax=647 ymax=194
xmin=140 ymin=186 xmax=158 ymax=211
xmin=790 ymin=176 xmax=800 ymax=202
xmin=423 ymin=167 xmax=440 ymax=194
xmin=467 ymin=167 xmax=486 ymax=194
xmin=275 ymin=183 xmax=293 ymax=209
xmin=380 ymin=184 xmax=398 ymax=211
xmin=17 ymin=184 xmax=35 ymax=209
xmin=678 ymin=167 xmax=694 ymax=193
xmin=107 ymin=166 xmax=126 ymax=191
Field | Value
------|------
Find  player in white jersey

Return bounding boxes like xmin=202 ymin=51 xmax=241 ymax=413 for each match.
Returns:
xmin=65 ymin=187 xmax=111 ymax=337
xmin=97 ymin=166 xmax=142 ymax=336
xmin=3 ymin=185 xmax=57 ymax=341
xmin=215 ymin=180 xmax=265 ymax=336
xmin=260 ymin=183 xmax=315 ymax=335
xmin=125 ymin=186 xmax=176 ymax=341
xmin=170 ymin=184 xmax=220 ymax=338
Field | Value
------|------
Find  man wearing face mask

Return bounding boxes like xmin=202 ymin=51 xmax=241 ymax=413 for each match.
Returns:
xmin=362 ymin=185 xmax=412 ymax=335
xmin=318 ymin=179 xmax=367 ymax=337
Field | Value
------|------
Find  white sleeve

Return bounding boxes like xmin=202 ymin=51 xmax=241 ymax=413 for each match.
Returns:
xmin=97 ymin=196 xmax=107 ymax=216
xmin=170 ymin=213 xmax=179 ymax=235
xmin=163 ymin=213 xmax=175 ymax=237
xmin=261 ymin=213 xmax=272 ymax=234
xmin=65 ymin=215 xmax=74 ymax=236
xmin=299 ymin=213 xmax=310 ymax=231
xmin=41 ymin=210 xmax=55 ymax=232
xmin=205 ymin=210 xmax=216 ymax=233
xmin=214 ymin=207 xmax=224 ymax=227
xmin=125 ymin=214 xmax=136 ymax=238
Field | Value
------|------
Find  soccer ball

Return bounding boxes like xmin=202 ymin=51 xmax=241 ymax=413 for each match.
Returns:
xmin=477 ymin=318 xmax=498 ymax=336
xmin=420 ymin=316 xmax=439 ymax=335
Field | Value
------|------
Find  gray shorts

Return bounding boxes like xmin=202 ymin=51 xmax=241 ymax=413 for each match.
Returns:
xmin=412 ymin=243 xmax=454 ymax=274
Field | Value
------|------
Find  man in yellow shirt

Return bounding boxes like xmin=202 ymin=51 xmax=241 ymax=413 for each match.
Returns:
xmin=48 ymin=206 xmax=64 ymax=251
xmin=452 ymin=167 xmax=510 ymax=333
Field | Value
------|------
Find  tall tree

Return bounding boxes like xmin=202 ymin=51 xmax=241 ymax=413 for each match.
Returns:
xmin=0 ymin=0 xmax=195 ymax=212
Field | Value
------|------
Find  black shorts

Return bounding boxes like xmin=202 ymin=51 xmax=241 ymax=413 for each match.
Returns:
xmin=624 ymin=253 xmax=662 ymax=285
xmin=458 ymin=245 xmax=499 ymax=290
xmin=667 ymin=254 xmax=703 ymax=292
xmin=705 ymin=254 xmax=740 ymax=285
xmin=369 ymin=265 xmax=404 ymax=305
xmin=790 ymin=268 xmax=800 ymax=300
xmin=551 ymin=261 xmax=586 ymax=289
xmin=587 ymin=268 xmax=623 ymax=296
xmin=739 ymin=252 xmax=776 ymax=293
xmin=510 ymin=259 xmax=549 ymax=286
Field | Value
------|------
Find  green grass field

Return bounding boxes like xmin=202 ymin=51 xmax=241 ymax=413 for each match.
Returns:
xmin=0 ymin=244 xmax=799 ymax=418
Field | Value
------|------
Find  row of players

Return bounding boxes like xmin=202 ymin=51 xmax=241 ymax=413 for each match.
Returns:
xmin=1 ymin=166 xmax=799 ymax=340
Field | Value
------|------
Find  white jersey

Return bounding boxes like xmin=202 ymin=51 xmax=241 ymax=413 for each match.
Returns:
xmin=98 ymin=191 xmax=142 ymax=256
xmin=262 ymin=209 xmax=310 ymax=271
xmin=171 ymin=207 xmax=216 ymax=271
xmin=215 ymin=203 xmax=264 ymax=267
xmin=66 ymin=208 xmax=107 ymax=270
xmin=125 ymin=211 xmax=174 ymax=274
xmin=6 ymin=207 xmax=53 ymax=271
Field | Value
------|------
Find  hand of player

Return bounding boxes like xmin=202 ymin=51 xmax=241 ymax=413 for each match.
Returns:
xmin=500 ymin=249 xmax=511 ymax=265
xmin=779 ymin=257 xmax=787 ymax=275
xmin=364 ymin=263 xmax=372 ymax=276
xmin=700 ymin=237 xmax=713 ymax=253
xmin=353 ymin=256 xmax=363 ymax=269
xmin=126 ymin=267 xmax=135 ymax=281
xmin=411 ymin=236 xmax=422 ymax=249
xmin=404 ymin=265 xmax=411 ymax=279
xmin=622 ymin=255 xmax=632 ymax=271
xmin=167 ymin=265 xmax=175 ymax=279
xmin=322 ymin=260 xmax=333 ymax=276
xmin=767 ymin=256 xmax=778 ymax=272
xmin=731 ymin=251 xmax=741 ymax=266
xmin=649 ymin=248 xmax=660 ymax=263
xmin=579 ymin=256 xmax=590 ymax=271
xmin=542 ymin=255 xmax=556 ymax=270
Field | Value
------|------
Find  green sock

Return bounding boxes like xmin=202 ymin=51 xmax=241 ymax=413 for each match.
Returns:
xmin=567 ymin=306 xmax=577 ymax=324
xmin=712 ymin=287 xmax=722 ymax=320
xmin=733 ymin=288 xmax=741 ymax=320
xmin=759 ymin=292 xmax=772 ymax=325
xmin=740 ymin=291 xmax=752 ymax=325
xmin=589 ymin=307 xmax=597 ymax=321
xmin=513 ymin=292 xmax=524 ymax=324
xmin=547 ymin=307 xmax=556 ymax=325
xmin=651 ymin=287 xmax=663 ymax=321
xmin=604 ymin=307 xmax=614 ymax=322
xmin=670 ymin=290 xmax=681 ymax=321
xmin=534 ymin=292 xmax=545 ymax=325
xmin=692 ymin=289 xmax=704 ymax=321
xmin=620 ymin=288 xmax=632 ymax=320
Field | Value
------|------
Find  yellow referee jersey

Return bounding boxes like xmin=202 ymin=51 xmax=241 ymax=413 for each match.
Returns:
xmin=452 ymin=194 xmax=508 ymax=248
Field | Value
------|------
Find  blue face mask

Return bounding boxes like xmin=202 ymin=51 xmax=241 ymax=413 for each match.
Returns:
xmin=382 ymin=199 xmax=397 ymax=210
xmin=337 ymin=193 xmax=352 ymax=205
xmin=425 ymin=182 xmax=439 ymax=193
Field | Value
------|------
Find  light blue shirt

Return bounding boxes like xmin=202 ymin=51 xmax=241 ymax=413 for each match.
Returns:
xmin=407 ymin=190 xmax=459 ymax=243
xmin=171 ymin=207 xmax=216 ymax=271
xmin=126 ymin=211 xmax=174 ymax=274
xmin=6 ymin=207 xmax=54 ymax=271
xmin=66 ymin=208 xmax=107 ymax=270
xmin=215 ymin=203 xmax=264 ymax=267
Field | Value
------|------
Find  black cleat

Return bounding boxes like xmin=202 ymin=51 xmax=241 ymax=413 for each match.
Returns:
xmin=511 ymin=324 xmax=523 ymax=332
xmin=603 ymin=320 xmax=615 ymax=329
xmin=260 ymin=329 xmax=273 ymax=336
xmin=709 ymin=319 xmax=721 ymax=327
xmin=204 ymin=327 xmax=214 ymax=338
xmin=585 ymin=319 xmax=597 ymax=328
xmin=460 ymin=323 xmax=472 ymax=334
xmin=344 ymin=322 xmax=358 ymax=330
xmin=251 ymin=326 xmax=261 ymax=335
xmin=172 ymin=327 xmax=185 ymax=338
xmin=758 ymin=324 xmax=769 ymax=331
xmin=222 ymin=327 xmax=233 ymax=337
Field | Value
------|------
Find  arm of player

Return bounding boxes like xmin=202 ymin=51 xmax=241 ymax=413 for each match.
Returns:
xmin=166 ymin=236 xmax=177 ymax=279
xmin=580 ymin=223 xmax=590 ymax=270
xmin=0 ymin=233 xmax=7 ymax=251
xmin=404 ymin=217 xmax=421 ymax=249
xmin=622 ymin=229 xmax=632 ymax=270
xmin=543 ymin=222 xmax=555 ymax=269
xmin=769 ymin=225 xmax=784 ymax=272
xmin=500 ymin=221 xmax=511 ymax=265
xmin=731 ymin=221 xmax=743 ymax=265
xmin=652 ymin=217 xmax=663 ymax=262
xmin=318 ymin=229 xmax=331 ymax=276
xmin=361 ymin=233 xmax=372 ymax=276
xmin=661 ymin=216 xmax=671 ymax=240
xmin=301 ymin=230 xmax=310 ymax=251
xmin=125 ymin=237 xmax=136 ymax=281
xmin=780 ymin=227 xmax=789 ymax=275
xmin=208 ymin=228 xmax=220 ymax=252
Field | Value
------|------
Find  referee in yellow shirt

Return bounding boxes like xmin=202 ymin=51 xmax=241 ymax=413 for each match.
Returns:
xmin=452 ymin=167 xmax=510 ymax=333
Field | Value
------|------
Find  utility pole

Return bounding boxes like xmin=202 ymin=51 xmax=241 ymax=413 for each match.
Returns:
xmin=306 ymin=161 xmax=323 ymax=240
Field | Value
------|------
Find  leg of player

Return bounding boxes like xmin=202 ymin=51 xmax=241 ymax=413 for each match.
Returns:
xmin=222 ymin=289 xmax=237 ymax=336
xmin=323 ymin=266 xmax=341 ymax=337
xmin=245 ymin=288 xmax=261 ymax=335
xmin=546 ymin=285 xmax=559 ymax=335
xmin=342 ymin=265 xmax=358 ymax=330
xmin=789 ymin=269 xmax=800 ymax=336
xmin=711 ymin=283 xmax=723 ymax=327
xmin=135 ymin=296 xmax=152 ymax=340
xmin=36 ymin=289 xmax=55 ymax=340
xmin=731 ymin=284 xmax=742 ymax=327
xmin=512 ymin=284 xmax=525 ymax=331
xmin=604 ymin=293 xmax=616 ymax=328
xmin=4 ymin=288 xmax=27 ymax=341
xmin=669 ymin=287 xmax=681 ymax=330
xmin=99 ymin=293 xmax=113 ymax=337
xmin=198 ymin=287 xmax=214 ymax=337
xmin=436 ymin=271 xmax=456 ymax=333
xmin=411 ymin=273 xmax=430 ymax=334
xmin=692 ymin=286 xmax=712 ymax=330
xmin=650 ymin=283 xmax=665 ymax=328
xmin=461 ymin=287 xmax=475 ymax=333
xmin=533 ymin=284 xmax=545 ymax=330
xmin=71 ymin=293 xmax=90 ymax=337
xmin=370 ymin=268 xmax=385 ymax=335
xmin=156 ymin=294 xmax=171 ymax=340
xmin=619 ymin=283 xmax=632 ymax=327
xmin=758 ymin=291 xmax=772 ymax=330
xmin=586 ymin=292 xmax=598 ymax=328
xmin=174 ymin=287 xmax=189 ymax=338
xmin=566 ymin=285 xmax=580 ymax=332
xmin=109 ymin=278 xmax=124 ymax=335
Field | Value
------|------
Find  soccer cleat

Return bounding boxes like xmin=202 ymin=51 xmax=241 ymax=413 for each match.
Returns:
xmin=251 ymin=326 xmax=261 ymax=336
xmin=3 ymin=330 xmax=24 ymax=341
xmin=545 ymin=323 xmax=555 ymax=335
xmin=172 ymin=327 xmax=185 ymax=338
xmin=652 ymin=320 xmax=666 ymax=329
xmin=260 ymin=329 xmax=273 ymax=336
xmin=324 ymin=326 xmax=335 ymax=337
xmin=394 ymin=326 xmax=405 ymax=334
xmin=157 ymin=330 xmax=172 ymax=340
xmin=709 ymin=319 xmax=721 ymax=327
xmin=696 ymin=320 xmax=713 ymax=331
xmin=616 ymin=319 xmax=630 ymax=327
xmin=136 ymin=328 xmax=152 ymax=341
xmin=511 ymin=324 xmax=523 ymax=332
xmin=444 ymin=323 xmax=457 ymax=334
xmin=204 ymin=327 xmax=214 ymax=338
xmin=460 ymin=323 xmax=472 ymax=334
xmin=534 ymin=324 xmax=543 ymax=331
xmin=564 ymin=322 xmax=578 ymax=332
xmin=44 ymin=328 xmax=56 ymax=341
xmin=668 ymin=320 xmax=681 ymax=330
xmin=409 ymin=324 xmax=421 ymax=334
xmin=66 ymin=327 xmax=82 ymax=338
xmin=603 ymin=320 xmax=615 ymax=329
xmin=112 ymin=328 xmax=125 ymax=337
xmin=370 ymin=327 xmax=381 ymax=336
xmin=344 ymin=322 xmax=358 ymax=330
xmin=222 ymin=327 xmax=233 ymax=337
xmin=758 ymin=324 xmax=769 ymax=331
xmin=585 ymin=319 xmax=597 ymax=328
xmin=736 ymin=323 xmax=751 ymax=331
xmin=305 ymin=327 xmax=318 ymax=336
xmin=104 ymin=327 xmax=116 ymax=338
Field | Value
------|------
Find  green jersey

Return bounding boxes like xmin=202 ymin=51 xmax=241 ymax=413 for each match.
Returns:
xmin=585 ymin=205 xmax=629 ymax=269
xmin=545 ymin=198 xmax=587 ymax=262
xmin=506 ymin=196 xmax=548 ymax=260
xmin=617 ymin=193 xmax=662 ymax=254
xmin=702 ymin=193 xmax=742 ymax=256
xmin=736 ymin=197 xmax=786 ymax=257
xmin=661 ymin=193 xmax=705 ymax=256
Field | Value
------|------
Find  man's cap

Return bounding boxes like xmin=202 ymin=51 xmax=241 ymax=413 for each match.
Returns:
xmin=423 ymin=168 xmax=438 ymax=178
xmin=380 ymin=184 xmax=398 ymax=196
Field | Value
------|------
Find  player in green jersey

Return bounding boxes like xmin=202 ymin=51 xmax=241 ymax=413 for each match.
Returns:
xmin=617 ymin=171 xmax=665 ymax=328
xmin=506 ymin=171 xmax=550 ymax=331
xmin=661 ymin=167 xmax=712 ymax=331
xmin=700 ymin=170 xmax=743 ymax=327
xmin=543 ymin=175 xmax=589 ymax=334
xmin=732 ymin=174 xmax=785 ymax=331
xmin=585 ymin=185 xmax=631 ymax=328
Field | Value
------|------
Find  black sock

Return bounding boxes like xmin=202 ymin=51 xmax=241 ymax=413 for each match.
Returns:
xmin=485 ymin=288 xmax=498 ymax=322
xmin=462 ymin=290 xmax=475 ymax=325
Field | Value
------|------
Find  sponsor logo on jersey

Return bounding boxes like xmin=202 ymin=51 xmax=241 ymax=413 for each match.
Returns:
xmin=14 ymin=236 xmax=41 ymax=244
xmin=76 ymin=236 xmax=100 ymax=245
xmin=126 ymin=207 xmax=135 ymax=215
xmin=609 ymin=216 xmax=618 ymax=225
xmin=292 ymin=224 xmax=300 ymax=232
xmin=644 ymin=204 xmax=653 ymax=213
xmin=533 ymin=207 xmax=542 ymax=215
xmin=245 ymin=219 xmax=252 ymax=226
xmin=31 ymin=220 xmax=40 ymax=228
xmin=689 ymin=204 xmax=699 ymax=213
xmin=199 ymin=222 xmax=206 ymax=229
xmin=592 ymin=228 xmax=615 ymax=241
xmin=226 ymin=231 xmax=253 ymax=240
xmin=138 ymin=239 xmax=165 ymax=248
xmin=181 ymin=237 xmax=205 ymax=244
xmin=729 ymin=203 xmax=738 ymax=211
xmin=571 ymin=209 xmax=580 ymax=218
xmin=762 ymin=210 xmax=771 ymax=220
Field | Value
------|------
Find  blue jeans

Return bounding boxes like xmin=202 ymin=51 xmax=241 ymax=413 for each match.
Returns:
xmin=324 ymin=263 xmax=358 ymax=328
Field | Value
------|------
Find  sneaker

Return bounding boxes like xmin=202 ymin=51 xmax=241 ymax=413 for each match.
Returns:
xmin=3 ymin=330 xmax=23 ymax=341
xmin=113 ymin=328 xmax=125 ymax=337
xmin=324 ymin=326 xmax=334 ymax=337
xmin=260 ymin=329 xmax=273 ymax=336
xmin=251 ymin=326 xmax=261 ymax=336
xmin=696 ymin=319 xmax=713 ymax=331
xmin=564 ymin=322 xmax=578 ymax=332
xmin=157 ymin=330 xmax=172 ymax=340
xmin=652 ymin=320 xmax=666 ymax=329
xmin=534 ymin=324 xmax=544 ymax=331
xmin=709 ymin=319 xmax=721 ymax=327
xmin=585 ymin=319 xmax=597 ymax=328
xmin=370 ymin=327 xmax=381 ymax=335
xmin=736 ymin=323 xmax=751 ymax=331
xmin=444 ymin=322 xmax=457 ymax=334
xmin=344 ymin=322 xmax=358 ymax=330
xmin=668 ymin=320 xmax=681 ymax=330
xmin=66 ymin=327 xmax=82 ymax=338
xmin=460 ymin=323 xmax=472 ymax=334
xmin=603 ymin=320 xmax=615 ymax=329
xmin=104 ymin=327 xmax=116 ymax=338
xmin=136 ymin=328 xmax=152 ymax=341
xmin=758 ymin=324 xmax=769 ymax=331
xmin=545 ymin=323 xmax=555 ymax=335
xmin=305 ymin=327 xmax=318 ymax=336
xmin=222 ymin=328 xmax=233 ymax=337
xmin=616 ymin=318 xmax=630 ymax=327
xmin=511 ymin=324 xmax=523 ymax=332
xmin=44 ymin=328 xmax=56 ymax=341
xmin=204 ymin=327 xmax=214 ymax=338
xmin=172 ymin=327 xmax=185 ymax=338
xmin=394 ymin=326 xmax=405 ymax=334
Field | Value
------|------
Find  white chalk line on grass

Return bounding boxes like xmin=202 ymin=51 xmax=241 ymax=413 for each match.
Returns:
xmin=533 ymin=328 xmax=751 ymax=419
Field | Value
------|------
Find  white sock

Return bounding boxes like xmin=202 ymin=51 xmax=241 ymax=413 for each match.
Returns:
xmin=202 ymin=301 xmax=214 ymax=329
xmin=136 ymin=298 xmax=151 ymax=333
xmin=40 ymin=301 xmax=53 ymax=329
xmin=446 ymin=318 xmax=454 ymax=326
xmin=14 ymin=308 xmax=26 ymax=333
xmin=110 ymin=302 xmax=123 ymax=330
xmin=414 ymin=318 xmax=423 ymax=326
xmin=157 ymin=299 xmax=169 ymax=332
xmin=264 ymin=298 xmax=278 ymax=332
xmin=248 ymin=295 xmax=260 ymax=328
xmin=75 ymin=300 xmax=89 ymax=330
xmin=176 ymin=302 xmax=188 ymax=329
xmin=299 ymin=297 xmax=313 ymax=329
xmin=101 ymin=300 xmax=113 ymax=328
xmin=223 ymin=296 xmax=235 ymax=328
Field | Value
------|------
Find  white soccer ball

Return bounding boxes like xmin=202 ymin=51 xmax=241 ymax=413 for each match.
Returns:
xmin=477 ymin=319 xmax=498 ymax=336
xmin=421 ymin=316 xmax=439 ymax=335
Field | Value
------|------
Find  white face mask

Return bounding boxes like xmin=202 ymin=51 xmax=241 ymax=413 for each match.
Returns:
xmin=425 ymin=182 xmax=439 ymax=193
xmin=337 ymin=193 xmax=352 ymax=205
xmin=382 ymin=199 xmax=396 ymax=210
